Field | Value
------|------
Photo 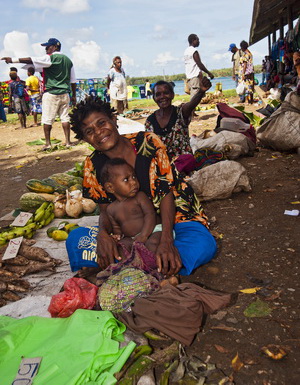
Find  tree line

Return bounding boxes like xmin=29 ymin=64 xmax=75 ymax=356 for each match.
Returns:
xmin=126 ymin=65 xmax=262 ymax=85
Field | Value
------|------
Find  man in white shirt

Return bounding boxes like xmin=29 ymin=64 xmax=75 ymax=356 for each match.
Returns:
xmin=184 ymin=34 xmax=214 ymax=98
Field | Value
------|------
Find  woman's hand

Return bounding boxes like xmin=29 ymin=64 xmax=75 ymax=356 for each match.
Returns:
xmin=156 ymin=239 xmax=182 ymax=276
xmin=96 ymin=230 xmax=121 ymax=270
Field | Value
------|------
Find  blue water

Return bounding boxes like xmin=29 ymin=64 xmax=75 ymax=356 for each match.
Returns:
xmin=133 ymin=73 xmax=263 ymax=97
xmin=172 ymin=73 xmax=263 ymax=95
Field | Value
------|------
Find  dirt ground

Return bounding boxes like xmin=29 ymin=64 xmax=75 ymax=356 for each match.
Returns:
xmin=0 ymin=100 xmax=299 ymax=384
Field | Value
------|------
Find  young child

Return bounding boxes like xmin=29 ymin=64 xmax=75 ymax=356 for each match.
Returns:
xmin=100 ymin=158 xmax=178 ymax=286
xmin=100 ymin=158 xmax=161 ymax=254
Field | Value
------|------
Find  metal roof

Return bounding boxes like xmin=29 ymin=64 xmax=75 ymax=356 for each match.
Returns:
xmin=249 ymin=0 xmax=300 ymax=45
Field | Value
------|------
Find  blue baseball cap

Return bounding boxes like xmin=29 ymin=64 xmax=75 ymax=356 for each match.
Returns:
xmin=41 ymin=38 xmax=61 ymax=47
xmin=228 ymin=43 xmax=236 ymax=51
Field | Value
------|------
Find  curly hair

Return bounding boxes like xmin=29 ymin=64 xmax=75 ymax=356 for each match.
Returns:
xmin=69 ymin=96 xmax=115 ymax=140
xmin=100 ymin=158 xmax=129 ymax=186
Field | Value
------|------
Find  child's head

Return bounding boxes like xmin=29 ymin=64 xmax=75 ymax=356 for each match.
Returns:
xmin=9 ymin=71 xmax=18 ymax=81
xmin=100 ymin=158 xmax=139 ymax=201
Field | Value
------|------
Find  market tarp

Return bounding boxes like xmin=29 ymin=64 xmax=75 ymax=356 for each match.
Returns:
xmin=0 ymin=309 xmax=136 ymax=385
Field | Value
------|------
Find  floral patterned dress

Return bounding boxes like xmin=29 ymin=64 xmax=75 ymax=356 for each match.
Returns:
xmin=83 ymin=131 xmax=208 ymax=227
xmin=144 ymin=105 xmax=192 ymax=160
xmin=239 ymin=50 xmax=254 ymax=96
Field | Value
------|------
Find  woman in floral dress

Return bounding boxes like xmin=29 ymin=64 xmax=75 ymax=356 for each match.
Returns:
xmin=66 ymin=97 xmax=216 ymax=276
xmin=239 ymin=40 xmax=254 ymax=104
xmin=145 ymin=77 xmax=212 ymax=160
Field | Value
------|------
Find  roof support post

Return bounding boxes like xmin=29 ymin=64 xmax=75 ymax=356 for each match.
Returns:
xmin=287 ymin=1 xmax=293 ymax=30
xmin=272 ymin=25 xmax=277 ymax=44
xmin=279 ymin=17 xmax=284 ymax=39
xmin=268 ymin=34 xmax=271 ymax=56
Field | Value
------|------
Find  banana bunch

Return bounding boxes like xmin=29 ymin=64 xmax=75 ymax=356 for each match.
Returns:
xmin=0 ymin=222 xmax=37 ymax=245
xmin=33 ymin=202 xmax=55 ymax=229
xmin=0 ymin=202 xmax=55 ymax=246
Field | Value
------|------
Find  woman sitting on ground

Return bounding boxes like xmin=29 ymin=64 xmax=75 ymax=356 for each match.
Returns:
xmin=66 ymin=97 xmax=217 ymax=277
xmin=145 ymin=77 xmax=212 ymax=160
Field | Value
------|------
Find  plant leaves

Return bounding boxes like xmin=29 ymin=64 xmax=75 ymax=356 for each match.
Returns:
xmin=231 ymin=353 xmax=244 ymax=371
xmin=243 ymin=299 xmax=272 ymax=317
xmin=214 ymin=344 xmax=230 ymax=353
xmin=239 ymin=287 xmax=262 ymax=294
xmin=211 ymin=324 xmax=237 ymax=332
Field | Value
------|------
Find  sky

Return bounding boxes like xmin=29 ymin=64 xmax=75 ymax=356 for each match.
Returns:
xmin=0 ymin=0 xmax=274 ymax=81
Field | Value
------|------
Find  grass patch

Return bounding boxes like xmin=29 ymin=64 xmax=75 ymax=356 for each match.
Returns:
xmin=128 ymin=89 xmax=236 ymax=110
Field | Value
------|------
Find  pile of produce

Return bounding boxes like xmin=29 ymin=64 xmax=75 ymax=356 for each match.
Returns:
xmin=0 ymin=202 xmax=55 ymax=246
xmin=47 ymin=221 xmax=79 ymax=241
xmin=0 ymin=239 xmax=62 ymax=307
xmin=19 ymin=171 xmax=97 ymax=219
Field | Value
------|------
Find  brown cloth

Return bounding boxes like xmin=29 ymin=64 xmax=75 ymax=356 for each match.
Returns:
xmin=117 ymin=283 xmax=236 ymax=346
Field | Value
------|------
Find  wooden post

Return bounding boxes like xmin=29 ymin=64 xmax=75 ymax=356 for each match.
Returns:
xmin=272 ymin=26 xmax=276 ymax=44
xmin=268 ymin=34 xmax=271 ymax=56
xmin=279 ymin=17 xmax=284 ymax=39
xmin=287 ymin=2 xmax=293 ymax=30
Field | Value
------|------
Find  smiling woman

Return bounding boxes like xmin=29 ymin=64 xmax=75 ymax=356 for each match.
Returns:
xmin=66 ymin=96 xmax=217 ymax=277
xmin=145 ymin=77 xmax=212 ymax=160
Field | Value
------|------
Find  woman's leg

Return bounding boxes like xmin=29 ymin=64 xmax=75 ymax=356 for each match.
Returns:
xmin=174 ymin=221 xmax=217 ymax=275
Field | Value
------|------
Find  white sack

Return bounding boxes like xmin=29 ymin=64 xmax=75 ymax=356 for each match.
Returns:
xmin=257 ymin=91 xmax=300 ymax=151
xmin=188 ymin=160 xmax=251 ymax=201
xmin=190 ymin=130 xmax=256 ymax=159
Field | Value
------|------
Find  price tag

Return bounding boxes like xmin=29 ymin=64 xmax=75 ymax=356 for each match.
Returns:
xmin=12 ymin=357 xmax=42 ymax=385
xmin=2 ymin=236 xmax=23 ymax=261
xmin=11 ymin=212 xmax=33 ymax=227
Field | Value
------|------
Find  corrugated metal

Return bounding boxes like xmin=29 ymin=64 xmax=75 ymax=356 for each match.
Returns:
xmin=249 ymin=0 xmax=300 ymax=45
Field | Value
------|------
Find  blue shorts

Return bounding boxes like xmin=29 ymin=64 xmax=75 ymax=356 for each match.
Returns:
xmin=66 ymin=221 xmax=217 ymax=276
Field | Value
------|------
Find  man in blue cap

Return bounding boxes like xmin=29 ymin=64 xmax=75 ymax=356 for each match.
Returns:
xmin=228 ymin=43 xmax=244 ymax=102
xmin=1 ymin=38 xmax=77 ymax=149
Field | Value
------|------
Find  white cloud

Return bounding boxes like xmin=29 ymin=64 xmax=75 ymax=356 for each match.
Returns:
xmin=70 ymin=40 xmax=102 ymax=78
xmin=153 ymin=52 xmax=179 ymax=67
xmin=120 ymin=53 xmax=134 ymax=67
xmin=212 ymin=52 xmax=231 ymax=62
xmin=1 ymin=31 xmax=31 ymax=57
xmin=22 ymin=0 xmax=90 ymax=13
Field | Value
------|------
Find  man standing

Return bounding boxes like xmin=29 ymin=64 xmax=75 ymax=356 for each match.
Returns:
xmin=228 ymin=43 xmax=244 ymax=102
xmin=1 ymin=38 xmax=76 ymax=149
xmin=26 ymin=67 xmax=42 ymax=126
xmin=184 ymin=34 xmax=214 ymax=98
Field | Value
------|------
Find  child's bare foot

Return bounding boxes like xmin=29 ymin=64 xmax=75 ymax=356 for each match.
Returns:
xmin=77 ymin=266 xmax=101 ymax=283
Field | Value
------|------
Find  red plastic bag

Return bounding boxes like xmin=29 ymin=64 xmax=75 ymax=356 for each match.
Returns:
xmin=48 ymin=277 xmax=98 ymax=318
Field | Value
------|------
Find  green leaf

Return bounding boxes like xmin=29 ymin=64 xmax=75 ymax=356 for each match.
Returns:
xmin=243 ymin=299 xmax=272 ymax=318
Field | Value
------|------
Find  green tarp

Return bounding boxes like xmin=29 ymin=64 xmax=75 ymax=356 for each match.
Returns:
xmin=0 ymin=309 xmax=136 ymax=384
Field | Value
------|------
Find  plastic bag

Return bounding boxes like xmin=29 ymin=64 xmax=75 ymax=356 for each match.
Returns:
xmin=48 ymin=277 xmax=98 ymax=318
xmin=257 ymin=91 xmax=300 ymax=151
xmin=236 ymin=81 xmax=246 ymax=95
xmin=188 ymin=160 xmax=251 ymax=201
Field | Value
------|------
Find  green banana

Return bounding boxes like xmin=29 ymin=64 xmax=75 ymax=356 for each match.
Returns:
xmin=25 ymin=230 xmax=34 ymax=239
xmin=0 ymin=237 xmax=7 ymax=245
xmin=34 ymin=209 xmax=46 ymax=222
xmin=44 ymin=213 xmax=55 ymax=226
